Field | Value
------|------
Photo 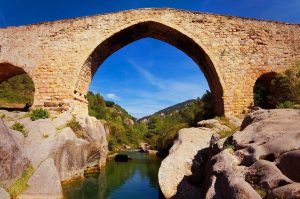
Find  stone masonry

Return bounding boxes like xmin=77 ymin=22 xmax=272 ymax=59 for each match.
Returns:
xmin=0 ymin=8 xmax=299 ymax=115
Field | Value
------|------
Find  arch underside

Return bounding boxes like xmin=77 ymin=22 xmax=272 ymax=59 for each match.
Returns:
xmin=77 ymin=21 xmax=224 ymax=115
xmin=0 ymin=63 xmax=27 ymax=83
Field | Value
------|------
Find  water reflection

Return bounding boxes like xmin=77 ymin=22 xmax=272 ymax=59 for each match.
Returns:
xmin=63 ymin=151 xmax=164 ymax=199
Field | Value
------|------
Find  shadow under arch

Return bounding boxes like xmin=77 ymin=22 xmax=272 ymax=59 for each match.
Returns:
xmin=0 ymin=62 xmax=28 ymax=83
xmin=0 ymin=62 xmax=35 ymax=111
xmin=253 ymin=71 xmax=294 ymax=109
xmin=76 ymin=21 xmax=224 ymax=115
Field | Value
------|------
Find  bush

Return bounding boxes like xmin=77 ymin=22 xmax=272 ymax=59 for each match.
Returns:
xmin=30 ymin=108 xmax=49 ymax=121
xmin=11 ymin=122 xmax=28 ymax=137
xmin=66 ymin=116 xmax=84 ymax=138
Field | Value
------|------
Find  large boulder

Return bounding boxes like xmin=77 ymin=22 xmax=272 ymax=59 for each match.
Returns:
xmin=17 ymin=158 xmax=62 ymax=199
xmin=51 ymin=115 xmax=108 ymax=182
xmin=0 ymin=119 xmax=30 ymax=188
xmin=158 ymin=127 xmax=214 ymax=199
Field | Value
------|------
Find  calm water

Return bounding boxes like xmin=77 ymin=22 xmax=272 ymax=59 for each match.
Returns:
xmin=63 ymin=151 xmax=164 ymax=199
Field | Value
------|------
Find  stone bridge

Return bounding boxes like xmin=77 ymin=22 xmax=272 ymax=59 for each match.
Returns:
xmin=0 ymin=8 xmax=299 ymax=115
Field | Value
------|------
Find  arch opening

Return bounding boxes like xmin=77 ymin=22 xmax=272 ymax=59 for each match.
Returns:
xmin=75 ymin=21 xmax=224 ymax=115
xmin=0 ymin=63 xmax=35 ymax=111
xmin=253 ymin=72 xmax=295 ymax=109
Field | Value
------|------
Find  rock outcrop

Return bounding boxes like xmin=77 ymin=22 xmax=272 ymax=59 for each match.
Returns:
xmin=51 ymin=115 xmax=108 ymax=182
xmin=0 ymin=119 xmax=30 ymax=188
xmin=158 ymin=127 xmax=214 ymax=199
xmin=159 ymin=109 xmax=300 ymax=199
xmin=0 ymin=110 xmax=109 ymax=198
xmin=204 ymin=109 xmax=300 ymax=198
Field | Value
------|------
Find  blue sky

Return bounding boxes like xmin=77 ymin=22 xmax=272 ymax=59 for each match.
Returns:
xmin=1 ymin=1 xmax=299 ymax=118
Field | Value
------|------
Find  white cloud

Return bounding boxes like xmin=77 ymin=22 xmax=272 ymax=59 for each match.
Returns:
xmin=106 ymin=93 xmax=120 ymax=100
xmin=109 ymin=58 xmax=209 ymax=118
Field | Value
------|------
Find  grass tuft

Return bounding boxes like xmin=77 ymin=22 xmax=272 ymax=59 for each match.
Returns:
xmin=11 ymin=122 xmax=28 ymax=137
xmin=0 ymin=113 xmax=6 ymax=119
xmin=8 ymin=165 xmax=34 ymax=198
xmin=66 ymin=116 xmax=85 ymax=138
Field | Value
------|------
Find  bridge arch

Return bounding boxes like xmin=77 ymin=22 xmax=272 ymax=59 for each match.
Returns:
xmin=0 ymin=62 xmax=35 ymax=110
xmin=74 ymin=21 xmax=224 ymax=115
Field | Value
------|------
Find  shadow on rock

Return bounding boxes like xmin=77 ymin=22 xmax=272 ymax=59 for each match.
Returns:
xmin=171 ymin=148 xmax=209 ymax=199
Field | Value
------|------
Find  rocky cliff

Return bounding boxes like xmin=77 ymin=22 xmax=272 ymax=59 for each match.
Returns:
xmin=0 ymin=110 xmax=108 ymax=199
xmin=159 ymin=109 xmax=300 ymax=199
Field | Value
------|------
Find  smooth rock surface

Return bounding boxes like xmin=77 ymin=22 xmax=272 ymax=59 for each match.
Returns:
xmin=17 ymin=158 xmax=62 ymax=199
xmin=158 ymin=127 xmax=214 ymax=199
xmin=267 ymin=183 xmax=300 ymax=199
xmin=19 ymin=117 xmax=58 ymax=169
xmin=0 ymin=119 xmax=30 ymax=187
xmin=277 ymin=150 xmax=300 ymax=182
xmin=0 ymin=187 xmax=10 ymax=199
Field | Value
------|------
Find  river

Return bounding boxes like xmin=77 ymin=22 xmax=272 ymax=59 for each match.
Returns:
xmin=62 ymin=151 xmax=164 ymax=199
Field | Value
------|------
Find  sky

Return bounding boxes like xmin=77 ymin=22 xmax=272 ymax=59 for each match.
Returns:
xmin=1 ymin=0 xmax=299 ymax=118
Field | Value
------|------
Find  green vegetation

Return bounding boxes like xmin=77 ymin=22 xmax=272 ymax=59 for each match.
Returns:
xmin=254 ymin=62 xmax=300 ymax=109
xmin=66 ymin=116 xmax=85 ymax=138
xmin=87 ymin=91 xmax=146 ymax=151
xmin=0 ymin=113 xmax=5 ymax=119
xmin=8 ymin=165 xmax=34 ymax=198
xmin=87 ymin=91 xmax=215 ymax=155
xmin=11 ymin=122 xmax=28 ymax=137
xmin=216 ymin=116 xmax=239 ymax=138
xmin=0 ymin=74 xmax=34 ymax=108
xmin=30 ymin=108 xmax=50 ymax=121
xmin=245 ymin=173 xmax=267 ymax=198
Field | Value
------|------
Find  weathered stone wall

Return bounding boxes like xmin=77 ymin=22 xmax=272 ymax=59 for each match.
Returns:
xmin=0 ymin=8 xmax=299 ymax=115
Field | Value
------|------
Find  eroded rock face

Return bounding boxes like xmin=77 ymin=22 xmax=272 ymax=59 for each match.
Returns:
xmin=0 ymin=119 xmax=30 ymax=188
xmin=160 ymin=109 xmax=300 ymax=199
xmin=17 ymin=158 xmax=62 ymax=199
xmin=158 ymin=127 xmax=214 ymax=199
xmin=0 ymin=110 xmax=109 ymax=198
xmin=266 ymin=183 xmax=300 ymax=199
xmin=51 ymin=115 xmax=108 ymax=182
xmin=204 ymin=109 xmax=300 ymax=199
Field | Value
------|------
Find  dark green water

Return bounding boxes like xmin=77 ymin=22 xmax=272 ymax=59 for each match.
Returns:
xmin=63 ymin=151 xmax=164 ymax=199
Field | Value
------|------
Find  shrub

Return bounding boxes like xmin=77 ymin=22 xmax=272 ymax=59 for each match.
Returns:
xmin=276 ymin=101 xmax=294 ymax=109
xmin=11 ymin=122 xmax=28 ymax=137
xmin=30 ymin=108 xmax=49 ymax=121
xmin=8 ymin=165 xmax=34 ymax=198
xmin=66 ymin=116 xmax=84 ymax=138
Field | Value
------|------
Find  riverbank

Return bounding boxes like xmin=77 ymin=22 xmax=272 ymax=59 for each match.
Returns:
xmin=0 ymin=110 xmax=108 ymax=199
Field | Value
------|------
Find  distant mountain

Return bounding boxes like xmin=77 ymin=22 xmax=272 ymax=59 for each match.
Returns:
xmin=138 ymin=99 xmax=196 ymax=122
